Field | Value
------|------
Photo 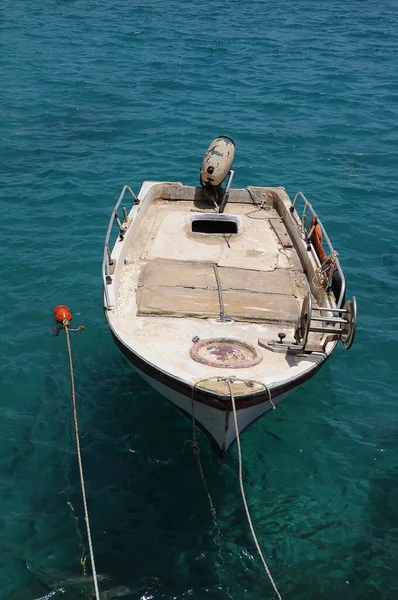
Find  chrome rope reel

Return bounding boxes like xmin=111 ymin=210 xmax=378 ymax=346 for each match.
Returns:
xmin=294 ymin=292 xmax=357 ymax=351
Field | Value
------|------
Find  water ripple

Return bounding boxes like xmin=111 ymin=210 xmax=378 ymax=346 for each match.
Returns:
xmin=1 ymin=0 xmax=398 ymax=598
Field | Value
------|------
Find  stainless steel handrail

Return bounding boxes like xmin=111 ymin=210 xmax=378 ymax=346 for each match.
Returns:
xmin=292 ymin=191 xmax=346 ymax=308
xmin=102 ymin=185 xmax=137 ymax=309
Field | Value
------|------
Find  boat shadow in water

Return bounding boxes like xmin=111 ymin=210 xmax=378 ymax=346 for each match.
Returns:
xmin=23 ymin=351 xmax=255 ymax=598
xmin=58 ymin=347 xmax=299 ymax=599
xmin=5 ymin=345 xmax=338 ymax=599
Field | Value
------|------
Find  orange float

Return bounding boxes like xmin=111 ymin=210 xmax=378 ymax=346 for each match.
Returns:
xmin=53 ymin=305 xmax=72 ymax=324
xmin=310 ymin=217 xmax=327 ymax=263
xmin=309 ymin=217 xmax=333 ymax=277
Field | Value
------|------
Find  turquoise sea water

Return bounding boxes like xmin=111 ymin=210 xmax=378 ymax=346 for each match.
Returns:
xmin=1 ymin=0 xmax=398 ymax=598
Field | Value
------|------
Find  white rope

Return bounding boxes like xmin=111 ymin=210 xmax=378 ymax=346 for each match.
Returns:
xmin=226 ymin=380 xmax=283 ymax=600
xmin=311 ymin=250 xmax=339 ymax=290
xmin=245 ymin=187 xmax=272 ymax=219
xmin=65 ymin=326 xmax=101 ymax=600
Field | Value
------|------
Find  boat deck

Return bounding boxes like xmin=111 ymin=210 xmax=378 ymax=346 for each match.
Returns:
xmin=111 ymin=195 xmax=326 ymax=389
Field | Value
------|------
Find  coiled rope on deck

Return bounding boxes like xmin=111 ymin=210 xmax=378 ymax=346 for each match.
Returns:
xmin=63 ymin=324 xmax=101 ymax=600
xmin=226 ymin=379 xmax=283 ymax=600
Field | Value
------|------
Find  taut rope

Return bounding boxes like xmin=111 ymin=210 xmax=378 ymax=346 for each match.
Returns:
xmin=185 ymin=377 xmax=281 ymax=598
xmin=245 ymin=187 xmax=272 ymax=219
xmin=226 ymin=379 xmax=283 ymax=600
xmin=64 ymin=325 xmax=101 ymax=600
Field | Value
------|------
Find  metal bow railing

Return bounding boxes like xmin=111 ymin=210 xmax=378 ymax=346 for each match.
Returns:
xmin=102 ymin=185 xmax=137 ymax=309
xmin=292 ymin=191 xmax=346 ymax=308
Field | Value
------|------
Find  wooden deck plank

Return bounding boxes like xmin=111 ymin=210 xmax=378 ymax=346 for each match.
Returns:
xmin=138 ymin=261 xmax=296 ymax=295
xmin=137 ymin=262 xmax=299 ymax=324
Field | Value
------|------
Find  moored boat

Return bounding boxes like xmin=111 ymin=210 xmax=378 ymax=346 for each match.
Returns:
xmin=102 ymin=137 xmax=356 ymax=455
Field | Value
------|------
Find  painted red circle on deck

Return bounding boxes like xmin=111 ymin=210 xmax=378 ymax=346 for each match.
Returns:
xmin=190 ymin=338 xmax=262 ymax=369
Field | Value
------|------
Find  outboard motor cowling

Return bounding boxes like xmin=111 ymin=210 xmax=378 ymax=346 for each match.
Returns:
xmin=200 ymin=136 xmax=235 ymax=213
xmin=200 ymin=136 xmax=235 ymax=187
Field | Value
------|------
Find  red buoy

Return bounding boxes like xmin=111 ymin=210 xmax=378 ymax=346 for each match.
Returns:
xmin=53 ymin=305 xmax=72 ymax=324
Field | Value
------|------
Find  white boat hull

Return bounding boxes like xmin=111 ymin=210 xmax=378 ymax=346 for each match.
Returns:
xmin=137 ymin=368 xmax=292 ymax=452
xmin=102 ymin=180 xmax=350 ymax=453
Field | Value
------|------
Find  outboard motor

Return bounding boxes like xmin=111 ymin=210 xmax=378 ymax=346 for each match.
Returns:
xmin=200 ymin=136 xmax=235 ymax=213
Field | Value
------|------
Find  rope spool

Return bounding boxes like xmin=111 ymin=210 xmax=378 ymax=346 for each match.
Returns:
xmin=227 ymin=379 xmax=282 ymax=600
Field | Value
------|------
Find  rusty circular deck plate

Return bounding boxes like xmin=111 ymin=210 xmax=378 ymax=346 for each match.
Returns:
xmin=190 ymin=338 xmax=263 ymax=368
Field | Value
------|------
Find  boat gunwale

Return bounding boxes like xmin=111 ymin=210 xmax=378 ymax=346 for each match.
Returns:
xmin=103 ymin=181 xmax=341 ymax=405
xmin=107 ymin=317 xmax=334 ymax=412
xmin=103 ymin=182 xmax=343 ymax=314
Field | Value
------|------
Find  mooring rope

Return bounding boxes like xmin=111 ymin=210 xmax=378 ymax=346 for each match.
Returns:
xmin=64 ymin=325 xmax=101 ymax=600
xmin=182 ymin=382 xmax=233 ymax=600
xmin=182 ymin=383 xmax=221 ymax=537
xmin=245 ymin=187 xmax=272 ymax=220
xmin=64 ymin=463 xmax=88 ymax=576
xmin=226 ymin=379 xmax=283 ymax=600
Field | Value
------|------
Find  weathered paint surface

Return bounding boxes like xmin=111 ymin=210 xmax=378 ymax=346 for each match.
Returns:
xmin=105 ymin=182 xmax=337 ymax=448
xmin=200 ymin=136 xmax=236 ymax=186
